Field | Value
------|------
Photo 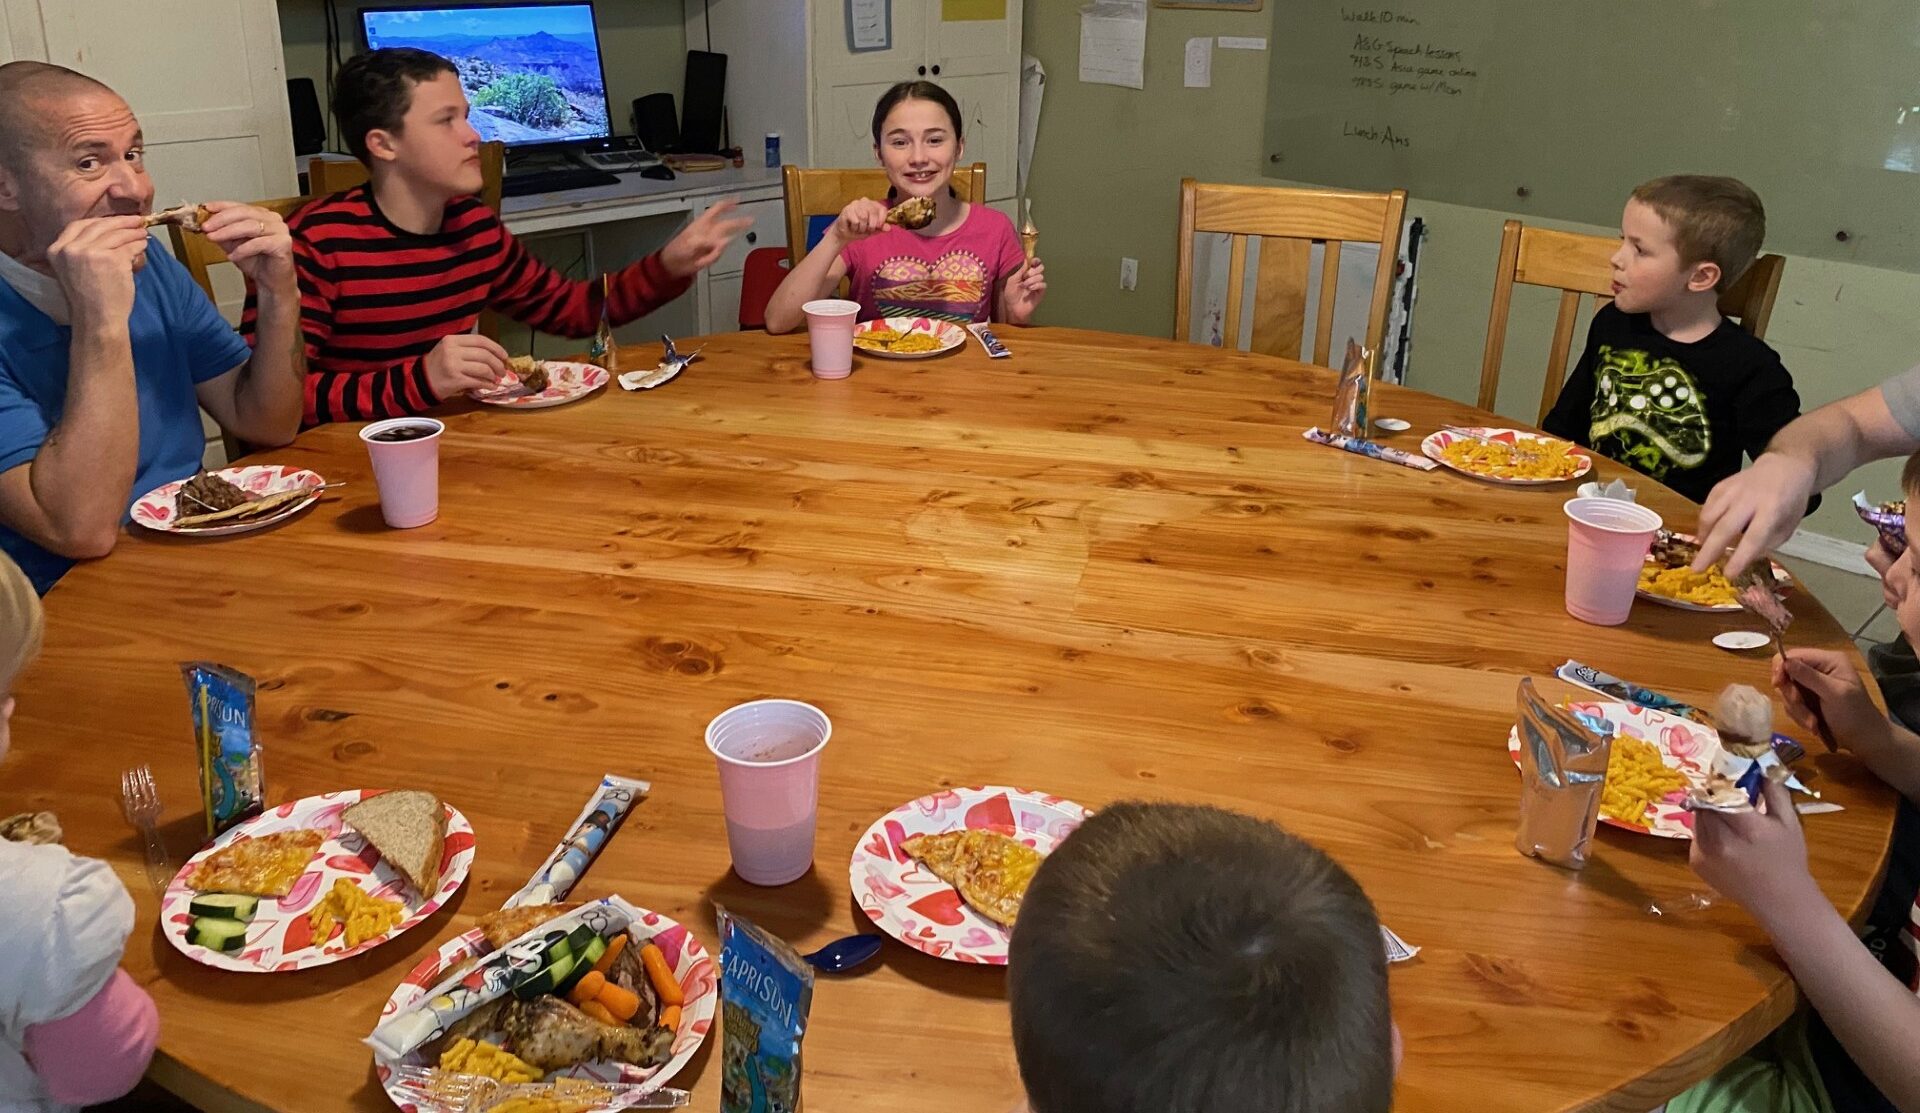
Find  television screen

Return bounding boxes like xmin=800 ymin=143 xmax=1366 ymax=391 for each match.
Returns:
xmin=361 ymin=4 xmax=612 ymax=147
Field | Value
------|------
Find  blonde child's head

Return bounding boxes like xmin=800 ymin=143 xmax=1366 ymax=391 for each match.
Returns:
xmin=0 ymin=553 xmax=43 ymax=762
xmin=1007 ymin=802 xmax=1396 ymax=1113
xmin=1611 ymin=176 xmax=1765 ymax=316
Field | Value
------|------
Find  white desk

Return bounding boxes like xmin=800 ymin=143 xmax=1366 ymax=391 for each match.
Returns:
xmin=501 ymin=163 xmax=783 ymax=234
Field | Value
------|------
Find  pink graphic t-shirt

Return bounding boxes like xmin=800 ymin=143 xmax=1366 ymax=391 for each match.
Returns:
xmin=839 ymin=203 xmax=1025 ymax=324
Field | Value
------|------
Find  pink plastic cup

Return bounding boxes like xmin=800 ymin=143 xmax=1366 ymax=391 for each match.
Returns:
xmin=801 ymin=299 xmax=859 ymax=380
xmin=359 ymin=417 xmax=445 ymax=529
xmin=705 ymin=699 xmax=833 ymax=886
xmin=1563 ymin=497 xmax=1664 ymax=626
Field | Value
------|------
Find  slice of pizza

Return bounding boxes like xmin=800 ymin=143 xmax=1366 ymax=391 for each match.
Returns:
xmin=901 ymin=829 xmax=1045 ymax=928
xmin=186 ymin=829 xmax=325 ymax=897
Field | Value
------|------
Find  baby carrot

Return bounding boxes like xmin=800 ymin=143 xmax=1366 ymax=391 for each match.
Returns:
xmin=658 ymin=1004 xmax=681 ymax=1032
xmin=639 ymin=943 xmax=684 ymax=1007
xmin=566 ymin=970 xmax=606 ymax=1006
xmin=597 ymin=981 xmax=641 ymax=1022
xmin=579 ymin=999 xmax=617 ymax=1026
xmin=590 ymin=934 xmax=627 ymax=975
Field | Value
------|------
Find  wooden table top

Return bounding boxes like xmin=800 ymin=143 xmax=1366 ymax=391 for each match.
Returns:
xmin=7 ymin=327 xmax=1895 ymax=1113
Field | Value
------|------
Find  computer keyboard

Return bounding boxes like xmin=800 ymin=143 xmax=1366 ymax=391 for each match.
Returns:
xmin=500 ymin=167 xmax=621 ymax=197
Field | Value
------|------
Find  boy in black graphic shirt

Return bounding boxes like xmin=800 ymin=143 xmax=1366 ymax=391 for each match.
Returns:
xmin=1542 ymin=176 xmax=1805 ymax=504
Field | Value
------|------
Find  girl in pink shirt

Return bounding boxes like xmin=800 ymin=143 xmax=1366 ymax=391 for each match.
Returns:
xmin=766 ymin=81 xmax=1046 ymax=332
xmin=0 ymin=553 xmax=159 ymax=1113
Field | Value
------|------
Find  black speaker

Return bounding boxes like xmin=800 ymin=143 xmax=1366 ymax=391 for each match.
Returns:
xmin=287 ymin=77 xmax=326 ymax=156
xmin=680 ymin=50 xmax=727 ymax=155
xmin=631 ymin=93 xmax=679 ymax=155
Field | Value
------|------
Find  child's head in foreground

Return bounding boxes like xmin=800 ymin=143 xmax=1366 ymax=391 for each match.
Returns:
xmin=1612 ymin=175 xmax=1765 ymax=314
xmin=1007 ymin=801 xmax=1396 ymax=1113
xmin=0 ymin=551 xmax=42 ymax=762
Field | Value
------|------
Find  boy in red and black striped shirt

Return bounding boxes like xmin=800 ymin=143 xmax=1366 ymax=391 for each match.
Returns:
xmin=253 ymin=49 xmax=748 ymax=427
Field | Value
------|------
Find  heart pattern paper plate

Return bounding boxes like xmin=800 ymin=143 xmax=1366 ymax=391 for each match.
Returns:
xmin=471 ymin=361 xmax=609 ymax=408
xmin=850 ymin=785 xmax=1090 ymax=964
xmin=1420 ymin=427 xmax=1593 ymax=485
xmin=851 ymin=316 xmax=967 ymax=359
xmin=373 ymin=907 xmax=717 ymax=1111
xmin=1506 ymin=701 xmax=1729 ymax=839
xmin=131 ymin=465 xmax=325 ymax=537
xmin=1639 ymin=532 xmax=1793 ymax=613
xmin=162 ymin=790 xmax=474 ymax=972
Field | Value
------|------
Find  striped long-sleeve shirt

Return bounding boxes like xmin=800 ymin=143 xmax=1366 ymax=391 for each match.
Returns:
xmin=246 ymin=185 xmax=690 ymax=426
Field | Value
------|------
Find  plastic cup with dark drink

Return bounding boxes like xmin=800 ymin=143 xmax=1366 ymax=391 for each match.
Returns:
xmin=359 ymin=417 xmax=444 ymax=528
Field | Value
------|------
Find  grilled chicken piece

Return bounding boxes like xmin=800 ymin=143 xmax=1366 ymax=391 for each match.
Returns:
xmin=498 ymin=995 xmax=671 ymax=1072
xmin=144 ymin=201 xmax=212 ymax=233
xmin=884 ymin=194 xmax=935 ymax=230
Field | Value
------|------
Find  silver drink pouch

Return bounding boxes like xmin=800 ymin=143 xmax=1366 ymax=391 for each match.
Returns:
xmin=1514 ymin=678 xmax=1614 ymax=870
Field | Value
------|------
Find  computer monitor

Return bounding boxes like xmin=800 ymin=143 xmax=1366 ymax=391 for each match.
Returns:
xmin=359 ymin=3 xmax=613 ymax=149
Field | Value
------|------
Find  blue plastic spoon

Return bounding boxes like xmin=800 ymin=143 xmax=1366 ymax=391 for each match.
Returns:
xmin=802 ymin=933 xmax=884 ymax=973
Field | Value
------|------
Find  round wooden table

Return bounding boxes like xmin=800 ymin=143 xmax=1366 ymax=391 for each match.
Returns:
xmin=7 ymin=327 xmax=1896 ymax=1112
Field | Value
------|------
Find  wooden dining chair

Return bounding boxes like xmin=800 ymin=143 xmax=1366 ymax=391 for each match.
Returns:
xmin=1173 ymin=180 xmax=1408 ymax=370
xmin=1476 ymin=219 xmax=1787 ymax=422
xmin=308 ymin=141 xmax=506 ymax=214
xmin=780 ymin=162 xmax=988 ymax=268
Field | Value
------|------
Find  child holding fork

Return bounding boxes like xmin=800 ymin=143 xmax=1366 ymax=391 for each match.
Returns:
xmin=1671 ymin=448 xmax=1920 ymax=1113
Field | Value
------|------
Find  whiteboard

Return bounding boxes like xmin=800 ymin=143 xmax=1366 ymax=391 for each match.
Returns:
xmin=1261 ymin=0 xmax=1920 ymax=271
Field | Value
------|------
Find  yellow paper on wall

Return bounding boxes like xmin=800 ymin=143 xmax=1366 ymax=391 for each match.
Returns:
xmin=942 ymin=0 xmax=1005 ymax=21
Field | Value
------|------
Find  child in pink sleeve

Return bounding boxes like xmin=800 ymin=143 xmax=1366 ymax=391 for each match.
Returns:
xmin=0 ymin=553 xmax=159 ymax=1113
xmin=766 ymin=80 xmax=1046 ymax=332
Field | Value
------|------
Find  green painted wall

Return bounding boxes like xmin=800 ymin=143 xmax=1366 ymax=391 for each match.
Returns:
xmin=276 ymin=0 xmax=687 ymax=153
xmin=1021 ymin=3 xmax=1920 ymax=544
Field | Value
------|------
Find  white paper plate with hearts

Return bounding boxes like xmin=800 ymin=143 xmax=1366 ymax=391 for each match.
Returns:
xmin=131 ymin=465 xmax=326 ymax=537
xmin=850 ymin=785 xmax=1089 ymax=965
xmin=471 ymin=361 xmax=609 ymax=409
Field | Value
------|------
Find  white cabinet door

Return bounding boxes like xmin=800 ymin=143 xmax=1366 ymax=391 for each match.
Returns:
xmin=929 ymin=0 xmax=1021 ymax=79
xmin=814 ymin=77 xmax=908 ymax=168
xmin=35 ymin=0 xmax=296 ymax=208
xmin=707 ymin=271 xmax=744 ymax=334
xmin=941 ymin=72 xmax=1015 ymax=201
xmin=812 ymin=0 xmax=929 ymax=86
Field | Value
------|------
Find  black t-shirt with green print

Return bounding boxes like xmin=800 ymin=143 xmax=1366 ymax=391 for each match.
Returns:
xmin=1541 ymin=304 xmax=1804 ymax=504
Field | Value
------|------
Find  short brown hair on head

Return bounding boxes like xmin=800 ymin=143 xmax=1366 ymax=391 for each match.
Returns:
xmin=1630 ymin=175 xmax=1766 ymax=292
xmin=331 ymin=48 xmax=457 ymax=164
xmin=0 ymin=61 xmax=116 ymax=172
xmin=1008 ymin=802 xmax=1394 ymax=1113
xmin=1899 ymin=449 xmax=1920 ymax=506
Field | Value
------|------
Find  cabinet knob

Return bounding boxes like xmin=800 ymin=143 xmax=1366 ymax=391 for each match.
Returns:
xmin=745 ymin=231 xmax=757 ymax=244
xmin=931 ymin=64 xmax=941 ymax=76
xmin=917 ymin=65 xmax=927 ymax=76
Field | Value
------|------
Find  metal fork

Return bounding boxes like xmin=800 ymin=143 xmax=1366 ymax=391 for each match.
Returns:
xmin=118 ymin=765 xmax=173 ymax=895
xmin=389 ymin=1066 xmax=689 ymax=1111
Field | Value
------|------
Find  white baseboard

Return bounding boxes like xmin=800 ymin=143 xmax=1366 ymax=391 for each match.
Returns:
xmin=1777 ymin=529 xmax=1875 ymax=576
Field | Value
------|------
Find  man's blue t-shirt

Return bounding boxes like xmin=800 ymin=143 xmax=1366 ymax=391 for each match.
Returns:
xmin=0 ymin=238 xmax=251 ymax=593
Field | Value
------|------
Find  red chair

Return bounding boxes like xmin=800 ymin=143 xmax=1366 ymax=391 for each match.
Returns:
xmin=737 ymin=247 xmax=791 ymax=330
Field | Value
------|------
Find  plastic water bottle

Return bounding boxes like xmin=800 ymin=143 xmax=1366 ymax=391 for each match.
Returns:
xmin=765 ymin=132 xmax=781 ymax=169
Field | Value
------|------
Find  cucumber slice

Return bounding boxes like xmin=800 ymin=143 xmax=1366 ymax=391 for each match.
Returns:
xmin=188 ymin=893 xmax=259 ymax=921
xmin=554 ymin=936 xmax=607 ymax=997
xmin=512 ymin=952 xmax=578 ymax=1000
xmin=561 ymin=923 xmax=598 ymax=955
xmin=188 ymin=916 xmax=249 ymax=952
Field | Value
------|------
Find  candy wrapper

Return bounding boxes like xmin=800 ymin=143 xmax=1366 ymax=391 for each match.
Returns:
xmin=503 ymin=773 xmax=650 ymax=909
xmin=1854 ymin=491 xmax=1906 ymax=556
xmin=182 ymin=663 xmax=264 ymax=838
xmin=1330 ymin=338 xmax=1373 ymax=437
xmin=1303 ymin=427 xmax=1439 ymax=472
xmin=589 ymin=273 xmax=618 ymax=372
xmin=718 ymin=905 xmax=813 ymax=1113
xmin=366 ymin=897 xmax=636 ymax=1060
xmin=966 ymin=321 xmax=1011 ymax=358
xmin=1514 ymin=677 xmax=1614 ymax=870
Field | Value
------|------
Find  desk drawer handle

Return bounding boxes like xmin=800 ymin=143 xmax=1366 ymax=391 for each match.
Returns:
xmin=746 ymin=231 xmax=757 ymax=244
xmin=917 ymin=65 xmax=927 ymax=76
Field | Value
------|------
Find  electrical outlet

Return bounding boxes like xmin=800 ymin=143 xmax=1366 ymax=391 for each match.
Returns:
xmin=1120 ymin=257 xmax=1138 ymax=291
